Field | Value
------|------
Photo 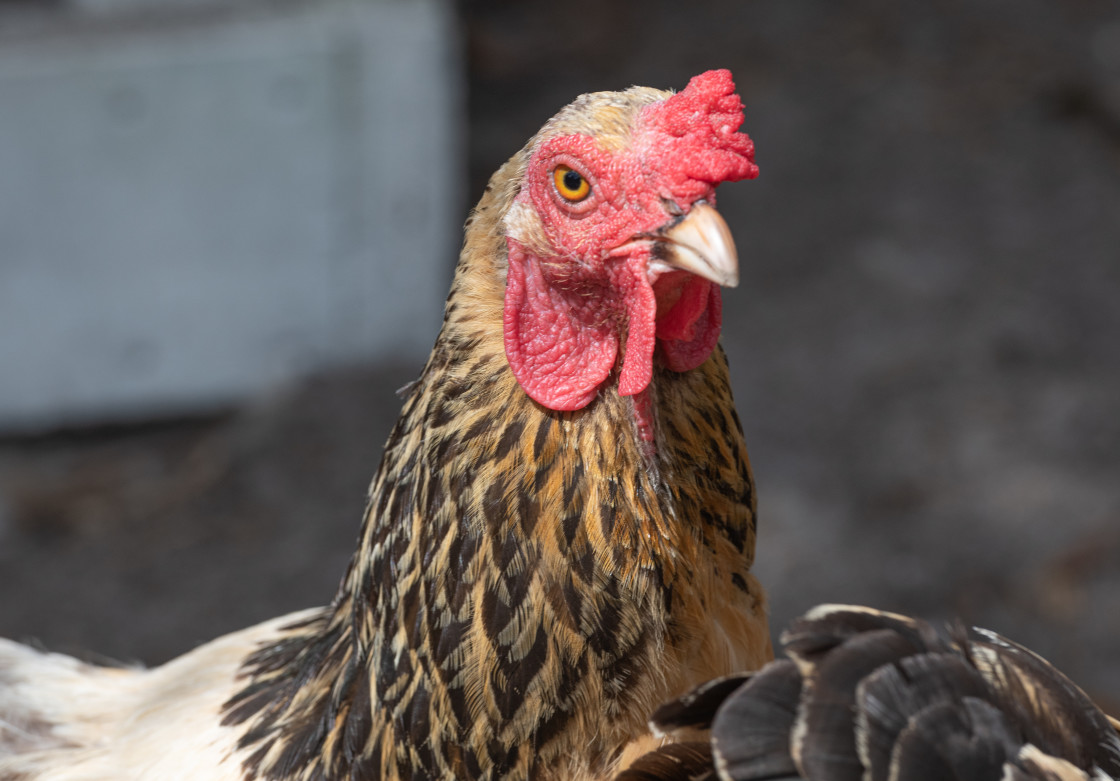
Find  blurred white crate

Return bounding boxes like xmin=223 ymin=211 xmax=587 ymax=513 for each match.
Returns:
xmin=0 ymin=0 xmax=461 ymax=432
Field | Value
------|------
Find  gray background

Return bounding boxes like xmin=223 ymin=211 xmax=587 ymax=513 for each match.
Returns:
xmin=1 ymin=0 xmax=1119 ymax=715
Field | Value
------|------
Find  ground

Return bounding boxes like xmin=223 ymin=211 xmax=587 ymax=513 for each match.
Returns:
xmin=2 ymin=0 xmax=1119 ymax=712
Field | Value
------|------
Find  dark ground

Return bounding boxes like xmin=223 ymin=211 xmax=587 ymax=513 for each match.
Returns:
xmin=2 ymin=0 xmax=1120 ymax=712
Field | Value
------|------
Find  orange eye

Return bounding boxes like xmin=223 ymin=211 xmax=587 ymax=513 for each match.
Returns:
xmin=553 ymin=164 xmax=591 ymax=202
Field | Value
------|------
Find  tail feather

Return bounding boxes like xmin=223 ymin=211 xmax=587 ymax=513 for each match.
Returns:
xmin=710 ymin=661 xmax=800 ymax=781
xmin=618 ymin=605 xmax=1120 ymax=781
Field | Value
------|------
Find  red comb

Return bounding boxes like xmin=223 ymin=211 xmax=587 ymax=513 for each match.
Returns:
xmin=639 ymin=69 xmax=758 ymax=191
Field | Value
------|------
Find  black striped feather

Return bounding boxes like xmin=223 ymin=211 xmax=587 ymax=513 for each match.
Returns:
xmin=618 ymin=605 xmax=1120 ymax=781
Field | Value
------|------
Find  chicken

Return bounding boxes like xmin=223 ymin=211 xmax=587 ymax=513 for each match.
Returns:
xmin=620 ymin=605 xmax=1120 ymax=781
xmin=0 ymin=69 xmax=771 ymax=780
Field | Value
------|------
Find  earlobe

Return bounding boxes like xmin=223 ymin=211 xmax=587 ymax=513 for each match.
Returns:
xmin=503 ymin=241 xmax=618 ymax=411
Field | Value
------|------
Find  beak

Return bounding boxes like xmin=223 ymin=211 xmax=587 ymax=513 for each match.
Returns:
xmin=651 ymin=201 xmax=739 ymax=288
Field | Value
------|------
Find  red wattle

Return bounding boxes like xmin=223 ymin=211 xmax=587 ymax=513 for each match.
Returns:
xmin=657 ymin=279 xmax=722 ymax=372
xmin=504 ymin=242 xmax=724 ymax=409
xmin=503 ymin=242 xmax=619 ymax=411
xmin=655 ymin=275 xmax=712 ymax=342
xmin=617 ymin=273 xmax=657 ymax=397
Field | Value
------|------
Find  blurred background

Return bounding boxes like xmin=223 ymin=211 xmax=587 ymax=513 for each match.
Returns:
xmin=1 ymin=0 xmax=1119 ymax=710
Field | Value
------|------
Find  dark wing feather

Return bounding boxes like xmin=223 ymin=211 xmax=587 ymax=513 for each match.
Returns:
xmin=886 ymin=697 xmax=1021 ymax=781
xmin=616 ymin=605 xmax=1120 ymax=781
xmin=650 ymin=673 xmax=755 ymax=734
xmin=780 ymin=605 xmax=947 ymax=668
xmin=615 ymin=742 xmax=717 ymax=781
xmin=967 ymin=630 xmax=1120 ymax=777
xmin=793 ymin=626 xmax=933 ymax=780
xmin=711 ymin=660 xmax=801 ymax=781
xmin=855 ymin=652 xmax=1000 ymax=779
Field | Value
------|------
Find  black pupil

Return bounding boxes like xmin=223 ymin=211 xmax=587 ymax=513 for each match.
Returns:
xmin=563 ymin=169 xmax=584 ymax=192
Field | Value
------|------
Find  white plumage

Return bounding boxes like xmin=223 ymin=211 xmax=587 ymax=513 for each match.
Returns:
xmin=0 ymin=610 xmax=317 ymax=780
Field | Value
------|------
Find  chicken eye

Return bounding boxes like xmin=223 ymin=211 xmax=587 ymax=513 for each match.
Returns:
xmin=553 ymin=165 xmax=591 ymax=202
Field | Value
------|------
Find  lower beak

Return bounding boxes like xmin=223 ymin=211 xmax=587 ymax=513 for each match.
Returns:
xmin=651 ymin=201 xmax=739 ymax=288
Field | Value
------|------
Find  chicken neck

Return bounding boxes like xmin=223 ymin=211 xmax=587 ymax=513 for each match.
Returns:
xmin=221 ymin=155 xmax=769 ymax=781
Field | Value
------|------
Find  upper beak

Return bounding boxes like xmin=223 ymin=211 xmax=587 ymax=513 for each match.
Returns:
xmin=651 ymin=201 xmax=739 ymax=288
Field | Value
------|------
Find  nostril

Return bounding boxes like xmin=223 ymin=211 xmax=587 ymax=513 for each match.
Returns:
xmin=661 ymin=198 xmax=684 ymax=217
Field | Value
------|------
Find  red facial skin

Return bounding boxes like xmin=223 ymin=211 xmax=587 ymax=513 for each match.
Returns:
xmin=503 ymin=69 xmax=758 ymax=412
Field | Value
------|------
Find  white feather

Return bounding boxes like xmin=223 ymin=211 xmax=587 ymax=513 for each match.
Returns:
xmin=0 ymin=609 xmax=320 ymax=780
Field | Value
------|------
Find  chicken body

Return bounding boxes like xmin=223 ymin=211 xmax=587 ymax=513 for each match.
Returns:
xmin=0 ymin=71 xmax=770 ymax=781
